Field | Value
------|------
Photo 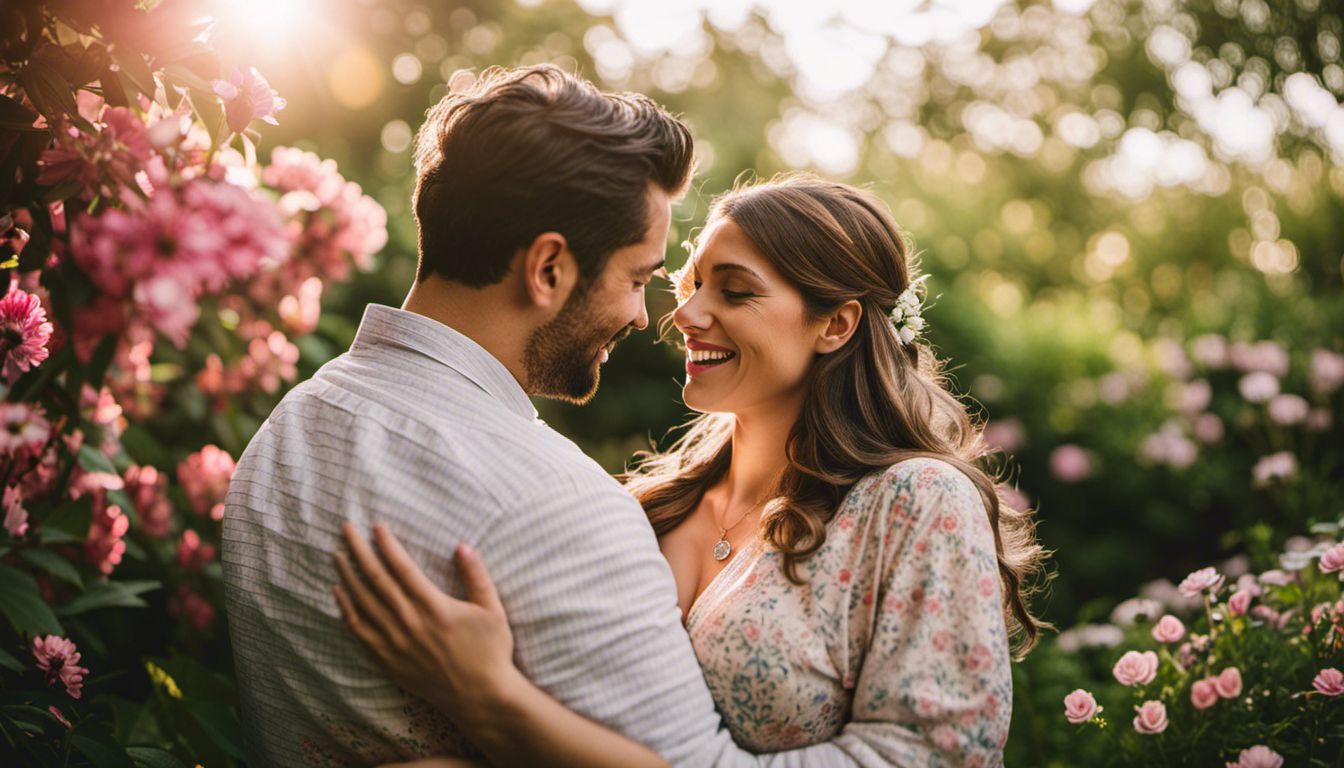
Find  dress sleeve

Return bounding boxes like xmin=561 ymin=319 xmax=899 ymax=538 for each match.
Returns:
xmin=828 ymin=460 xmax=1013 ymax=767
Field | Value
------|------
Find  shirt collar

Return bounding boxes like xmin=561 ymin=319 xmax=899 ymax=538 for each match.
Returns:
xmin=351 ymin=304 xmax=539 ymax=420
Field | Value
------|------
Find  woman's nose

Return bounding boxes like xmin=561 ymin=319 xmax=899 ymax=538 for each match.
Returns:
xmin=672 ymin=291 xmax=709 ymax=333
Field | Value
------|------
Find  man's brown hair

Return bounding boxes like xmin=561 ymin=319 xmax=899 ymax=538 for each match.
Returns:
xmin=412 ymin=65 xmax=694 ymax=287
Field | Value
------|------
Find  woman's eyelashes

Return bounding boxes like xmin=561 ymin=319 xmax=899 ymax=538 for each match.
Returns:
xmin=690 ymin=279 xmax=755 ymax=302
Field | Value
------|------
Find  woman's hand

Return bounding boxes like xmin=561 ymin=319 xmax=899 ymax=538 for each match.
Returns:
xmin=333 ymin=523 xmax=519 ymax=722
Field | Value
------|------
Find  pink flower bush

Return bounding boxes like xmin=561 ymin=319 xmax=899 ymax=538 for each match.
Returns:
xmin=1063 ymin=689 xmax=1100 ymax=724
xmin=31 ymin=635 xmax=89 ymax=698
xmin=1049 ymin=444 xmax=1094 ymax=483
xmin=1113 ymin=650 xmax=1159 ymax=686
xmin=3 ymin=485 xmax=27 ymax=537
xmin=1191 ymin=678 xmax=1219 ymax=709
xmin=70 ymin=176 xmax=291 ymax=346
xmin=1179 ymin=567 xmax=1225 ymax=598
xmin=1313 ymin=668 xmax=1344 ymax=696
xmin=213 ymin=66 xmax=287 ymax=134
xmin=37 ymin=106 xmax=154 ymax=200
xmin=1151 ymin=614 xmax=1185 ymax=643
xmin=1132 ymin=700 xmax=1168 ymax=734
xmin=1227 ymin=746 xmax=1284 ymax=768
xmin=178 ymin=445 xmax=236 ymax=520
xmin=0 ymin=288 xmax=53 ymax=384
xmin=1215 ymin=667 xmax=1242 ymax=698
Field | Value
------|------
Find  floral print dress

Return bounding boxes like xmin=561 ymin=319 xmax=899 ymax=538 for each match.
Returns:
xmin=687 ymin=458 xmax=1012 ymax=767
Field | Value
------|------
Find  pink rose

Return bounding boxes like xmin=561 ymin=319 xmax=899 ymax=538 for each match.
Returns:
xmin=1112 ymin=650 xmax=1159 ymax=686
xmin=1151 ymin=614 xmax=1185 ymax=643
xmin=1215 ymin=667 xmax=1242 ymax=698
xmin=1191 ymin=678 xmax=1219 ymax=710
xmin=1313 ymin=668 xmax=1344 ymax=696
xmin=1227 ymin=745 xmax=1284 ymax=768
xmin=1132 ymin=700 xmax=1168 ymax=734
xmin=1228 ymin=589 xmax=1252 ymax=616
xmin=1320 ymin=543 xmax=1344 ymax=576
xmin=1063 ymin=689 xmax=1100 ymax=724
xmin=1178 ymin=566 xmax=1225 ymax=597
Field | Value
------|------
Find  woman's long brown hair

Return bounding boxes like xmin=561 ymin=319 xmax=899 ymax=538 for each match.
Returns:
xmin=621 ymin=173 xmax=1051 ymax=657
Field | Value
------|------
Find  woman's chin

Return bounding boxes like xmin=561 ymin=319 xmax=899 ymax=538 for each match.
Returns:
xmin=681 ymin=384 xmax=730 ymax=415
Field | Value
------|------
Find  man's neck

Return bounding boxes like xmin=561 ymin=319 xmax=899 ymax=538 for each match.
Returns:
xmin=401 ymin=273 xmax=531 ymax=390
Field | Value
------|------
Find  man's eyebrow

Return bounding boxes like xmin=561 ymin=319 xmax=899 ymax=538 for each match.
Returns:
xmin=711 ymin=263 xmax=764 ymax=281
xmin=636 ymin=257 xmax=666 ymax=276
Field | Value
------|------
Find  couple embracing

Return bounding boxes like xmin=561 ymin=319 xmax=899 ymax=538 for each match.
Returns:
xmin=221 ymin=64 xmax=1047 ymax=768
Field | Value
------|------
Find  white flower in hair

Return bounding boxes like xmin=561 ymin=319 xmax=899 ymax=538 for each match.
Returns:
xmin=889 ymin=274 xmax=930 ymax=346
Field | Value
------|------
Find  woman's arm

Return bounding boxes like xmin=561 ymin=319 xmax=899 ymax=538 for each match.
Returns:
xmin=333 ymin=524 xmax=668 ymax=768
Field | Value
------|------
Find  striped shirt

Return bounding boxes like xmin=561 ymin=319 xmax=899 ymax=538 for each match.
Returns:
xmin=222 ymin=305 xmax=865 ymax=767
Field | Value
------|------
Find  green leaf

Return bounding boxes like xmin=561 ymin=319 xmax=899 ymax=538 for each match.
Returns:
xmin=0 ymin=94 xmax=42 ymax=131
xmin=186 ymin=86 xmax=224 ymax=147
xmin=183 ymin=701 xmax=244 ymax=759
xmin=109 ymin=49 xmax=156 ymax=101
xmin=0 ymin=563 xmax=63 ymax=636
xmin=2 ymin=704 xmax=54 ymax=734
xmin=40 ymin=495 xmax=93 ymax=545
xmin=56 ymin=580 xmax=160 ymax=617
xmin=0 ymin=646 xmax=23 ymax=673
xmin=68 ymin=720 xmax=136 ymax=768
xmin=126 ymin=747 xmax=190 ymax=768
xmin=18 ymin=549 xmax=84 ymax=590
xmin=163 ymin=63 xmax=211 ymax=92
xmin=17 ymin=61 xmax=80 ymax=121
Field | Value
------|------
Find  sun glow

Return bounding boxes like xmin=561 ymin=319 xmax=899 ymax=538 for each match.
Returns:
xmin=212 ymin=0 xmax=314 ymax=44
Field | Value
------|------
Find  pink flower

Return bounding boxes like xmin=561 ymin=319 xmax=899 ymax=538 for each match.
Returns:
xmin=1320 ymin=543 xmax=1344 ymax=576
xmin=1112 ymin=650 xmax=1159 ymax=686
xmin=1227 ymin=745 xmax=1284 ymax=768
xmin=1063 ymin=689 xmax=1100 ymax=724
xmin=1132 ymin=700 xmax=1167 ymax=734
xmin=0 ymin=402 xmax=51 ymax=456
xmin=37 ymin=107 xmax=153 ymax=200
xmin=123 ymin=464 xmax=172 ymax=538
xmin=1191 ymin=334 xmax=1228 ymax=368
xmin=0 ymin=289 xmax=53 ymax=384
xmin=3 ymin=485 xmax=28 ymax=538
xmin=1267 ymin=394 xmax=1309 ymax=426
xmin=1306 ymin=408 xmax=1333 ymax=431
xmin=169 ymin=583 xmax=217 ymax=630
xmin=177 ymin=529 xmax=217 ymax=571
xmin=1192 ymin=413 xmax=1224 ymax=444
xmin=1230 ymin=341 xmax=1289 ymax=377
xmin=47 ymin=705 xmax=71 ymax=729
xmin=1178 ymin=566 xmax=1225 ymax=597
xmin=85 ymin=503 xmax=129 ymax=576
xmin=213 ymin=66 xmax=286 ymax=134
xmin=178 ymin=445 xmax=236 ymax=520
xmin=1228 ymin=589 xmax=1252 ymax=616
xmin=31 ymin=635 xmax=89 ymax=699
xmin=1313 ymin=668 xmax=1344 ymax=696
xmin=1215 ymin=667 xmax=1242 ymax=698
xmin=982 ymin=418 xmax=1025 ymax=454
xmin=1151 ymin=615 xmax=1185 ymax=643
xmin=1049 ymin=444 xmax=1094 ymax=483
xmin=1238 ymin=371 xmax=1280 ymax=403
xmin=1258 ymin=569 xmax=1293 ymax=586
xmin=1252 ymin=452 xmax=1298 ymax=488
xmin=1191 ymin=678 xmax=1219 ymax=709
xmin=1310 ymin=349 xmax=1344 ymax=396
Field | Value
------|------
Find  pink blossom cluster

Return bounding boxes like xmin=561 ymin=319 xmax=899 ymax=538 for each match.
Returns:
xmin=169 ymin=583 xmax=217 ymax=630
xmin=1226 ymin=746 xmax=1284 ymax=768
xmin=70 ymin=174 xmax=291 ymax=347
xmin=74 ymin=469 xmax=130 ymax=576
xmin=1112 ymin=650 xmax=1159 ymax=686
xmin=124 ymin=464 xmax=173 ymax=538
xmin=31 ymin=635 xmax=89 ymax=699
xmin=196 ymin=320 xmax=301 ymax=399
xmin=3 ymin=485 xmax=28 ymax=538
xmin=37 ymin=106 xmax=153 ymax=201
xmin=1251 ymin=452 xmax=1298 ymax=488
xmin=0 ymin=288 xmax=54 ymax=384
xmin=1138 ymin=420 xmax=1198 ymax=469
xmin=1190 ymin=667 xmax=1241 ymax=709
xmin=178 ymin=445 xmax=236 ymax=521
xmin=177 ymin=529 xmax=217 ymax=571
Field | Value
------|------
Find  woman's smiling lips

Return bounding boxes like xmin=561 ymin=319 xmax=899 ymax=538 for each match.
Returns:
xmin=685 ymin=338 xmax=737 ymax=375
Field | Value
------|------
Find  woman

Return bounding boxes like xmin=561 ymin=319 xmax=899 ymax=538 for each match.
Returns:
xmin=333 ymin=174 xmax=1048 ymax=766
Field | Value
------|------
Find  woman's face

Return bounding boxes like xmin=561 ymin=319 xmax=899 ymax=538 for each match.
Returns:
xmin=672 ymin=217 xmax=827 ymax=416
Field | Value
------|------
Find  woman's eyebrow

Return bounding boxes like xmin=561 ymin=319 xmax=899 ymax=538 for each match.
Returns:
xmin=711 ymin=263 xmax=765 ymax=281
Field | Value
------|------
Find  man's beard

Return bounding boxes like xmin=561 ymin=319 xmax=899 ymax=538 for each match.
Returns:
xmin=524 ymin=283 xmax=633 ymax=404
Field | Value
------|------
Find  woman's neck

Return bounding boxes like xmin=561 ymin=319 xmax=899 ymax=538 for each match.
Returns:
xmin=717 ymin=400 xmax=800 ymax=511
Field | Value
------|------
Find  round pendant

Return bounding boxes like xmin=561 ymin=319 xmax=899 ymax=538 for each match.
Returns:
xmin=713 ymin=538 xmax=732 ymax=561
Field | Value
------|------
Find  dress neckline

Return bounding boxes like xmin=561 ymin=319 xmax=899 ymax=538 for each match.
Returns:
xmin=686 ymin=536 xmax=763 ymax=631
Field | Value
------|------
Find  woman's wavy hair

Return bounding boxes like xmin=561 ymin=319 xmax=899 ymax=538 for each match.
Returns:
xmin=621 ymin=173 xmax=1051 ymax=657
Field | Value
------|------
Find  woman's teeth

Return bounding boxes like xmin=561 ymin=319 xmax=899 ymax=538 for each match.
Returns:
xmin=689 ymin=349 xmax=736 ymax=365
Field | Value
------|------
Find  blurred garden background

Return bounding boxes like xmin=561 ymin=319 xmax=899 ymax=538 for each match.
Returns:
xmin=2 ymin=0 xmax=1342 ymax=764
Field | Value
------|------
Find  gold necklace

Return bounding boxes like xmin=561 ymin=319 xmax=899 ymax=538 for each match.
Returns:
xmin=712 ymin=502 xmax=759 ymax=562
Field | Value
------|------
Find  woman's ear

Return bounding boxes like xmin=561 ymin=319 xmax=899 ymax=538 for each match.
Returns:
xmin=815 ymin=300 xmax=863 ymax=354
xmin=519 ymin=232 xmax=578 ymax=312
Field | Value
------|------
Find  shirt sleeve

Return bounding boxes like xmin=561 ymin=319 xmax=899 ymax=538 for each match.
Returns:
xmin=824 ymin=461 xmax=1013 ymax=767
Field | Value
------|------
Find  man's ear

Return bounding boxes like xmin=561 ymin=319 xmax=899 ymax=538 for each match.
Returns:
xmin=519 ymin=232 xmax=578 ymax=311
xmin=815 ymin=300 xmax=863 ymax=354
